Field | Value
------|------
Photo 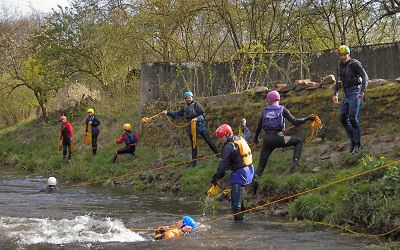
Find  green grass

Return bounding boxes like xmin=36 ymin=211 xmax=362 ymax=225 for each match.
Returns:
xmin=1 ymin=83 xmax=400 ymax=241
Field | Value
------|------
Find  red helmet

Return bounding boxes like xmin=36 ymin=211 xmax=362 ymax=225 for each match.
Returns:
xmin=215 ymin=124 xmax=233 ymax=137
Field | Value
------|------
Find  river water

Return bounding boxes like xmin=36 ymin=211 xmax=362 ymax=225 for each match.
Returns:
xmin=0 ymin=166 xmax=384 ymax=249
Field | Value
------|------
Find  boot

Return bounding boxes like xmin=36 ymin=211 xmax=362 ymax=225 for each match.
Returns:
xmin=186 ymin=161 xmax=196 ymax=168
xmin=351 ymin=144 xmax=361 ymax=155
xmin=111 ymin=154 xmax=118 ymax=163
xmin=232 ymin=209 xmax=244 ymax=222
xmin=284 ymin=159 xmax=299 ymax=175
xmin=349 ymin=142 xmax=355 ymax=153
xmin=249 ymin=181 xmax=258 ymax=196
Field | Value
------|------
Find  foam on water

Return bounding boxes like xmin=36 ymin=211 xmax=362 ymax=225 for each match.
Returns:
xmin=0 ymin=215 xmax=145 ymax=245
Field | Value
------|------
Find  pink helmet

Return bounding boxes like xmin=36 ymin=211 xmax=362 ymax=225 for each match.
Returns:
xmin=267 ymin=91 xmax=280 ymax=104
xmin=59 ymin=116 xmax=67 ymax=123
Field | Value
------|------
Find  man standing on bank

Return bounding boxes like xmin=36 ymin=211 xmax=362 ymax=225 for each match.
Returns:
xmin=333 ymin=45 xmax=368 ymax=155
xmin=162 ymin=91 xmax=218 ymax=167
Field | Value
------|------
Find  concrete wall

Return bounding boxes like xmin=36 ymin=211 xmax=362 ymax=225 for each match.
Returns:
xmin=139 ymin=42 xmax=400 ymax=121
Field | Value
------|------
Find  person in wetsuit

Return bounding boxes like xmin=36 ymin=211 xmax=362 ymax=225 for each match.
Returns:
xmin=59 ymin=115 xmax=73 ymax=160
xmin=40 ymin=177 xmax=57 ymax=193
xmin=210 ymin=124 xmax=254 ymax=222
xmin=85 ymin=108 xmax=100 ymax=156
xmin=162 ymin=91 xmax=218 ymax=168
xmin=251 ymin=91 xmax=314 ymax=195
xmin=154 ymin=215 xmax=198 ymax=240
xmin=111 ymin=123 xmax=138 ymax=163
xmin=333 ymin=45 xmax=368 ymax=155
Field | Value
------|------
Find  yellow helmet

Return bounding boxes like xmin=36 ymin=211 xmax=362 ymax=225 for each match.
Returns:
xmin=86 ymin=108 xmax=94 ymax=114
xmin=123 ymin=123 xmax=132 ymax=131
xmin=338 ymin=45 xmax=350 ymax=55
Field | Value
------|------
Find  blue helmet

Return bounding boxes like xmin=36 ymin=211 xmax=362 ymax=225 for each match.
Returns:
xmin=182 ymin=215 xmax=198 ymax=229
xmin=183 ymin=91 xmax=193 ymax=98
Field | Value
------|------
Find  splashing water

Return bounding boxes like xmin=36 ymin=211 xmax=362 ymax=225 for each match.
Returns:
xmin=0 ymin=215 xmax=145 ymax=245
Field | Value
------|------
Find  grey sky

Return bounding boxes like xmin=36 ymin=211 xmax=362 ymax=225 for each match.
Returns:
xmin=1 ymin=0 xmax=71 ymax=14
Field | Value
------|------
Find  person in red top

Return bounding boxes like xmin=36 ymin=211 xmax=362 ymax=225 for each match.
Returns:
xmin=111 ymin=123 xmax=138 ymax=163
xmin=59 ymin=115 xmax=73 ymax=160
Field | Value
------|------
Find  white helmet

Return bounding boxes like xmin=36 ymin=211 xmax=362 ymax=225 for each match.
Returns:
xmin=48 ymin=177 xmax=57 ymax=186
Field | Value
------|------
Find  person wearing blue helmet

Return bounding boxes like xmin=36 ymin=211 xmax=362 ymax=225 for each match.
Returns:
xmin=162 ymin=91 xmax=218 ymax=168
xmin=154 ymin=215 xmax=198 ymax=240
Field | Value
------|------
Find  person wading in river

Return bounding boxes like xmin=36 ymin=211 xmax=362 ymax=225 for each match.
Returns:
xmin=40 ymin=177 xmax=57 ymax=193
xmin=209 ymin=124 xmax=254 ymax=222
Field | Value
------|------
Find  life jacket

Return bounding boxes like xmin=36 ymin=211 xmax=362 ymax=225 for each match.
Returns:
xmin=124 ymin=132 xmax=138 ymax=145
xmin=262 ymin=105 xmax=285 ymax=130
xmin=154 ymin=226 xmax=183 ymax=240
xmin=233 ymin=136 xmax=252 ymax=166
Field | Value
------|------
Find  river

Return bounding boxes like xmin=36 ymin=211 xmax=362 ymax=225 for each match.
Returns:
xmin=0 ymin=166 xmax=384 ymax=249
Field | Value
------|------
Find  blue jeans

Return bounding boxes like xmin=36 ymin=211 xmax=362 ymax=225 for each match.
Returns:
xmin=231 ymin=183 xmax=245 ymax=221
xmin=339 ymin=95 xmax=362 ymax=145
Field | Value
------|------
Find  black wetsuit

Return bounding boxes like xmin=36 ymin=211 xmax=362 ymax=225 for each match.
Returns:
xmin=254 ymin=107 xmax=310 ymax=177
xmin=167 ymin=101 xmax=218 ymax=167
xmin=85 ymin=115 xmax=100 ymax=155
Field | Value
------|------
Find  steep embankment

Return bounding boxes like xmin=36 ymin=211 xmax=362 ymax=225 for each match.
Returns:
xmin=0 ymin=82 xmax=399 ymax=240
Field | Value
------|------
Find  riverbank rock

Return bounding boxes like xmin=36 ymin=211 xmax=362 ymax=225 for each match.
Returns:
xmin=396 ymin=76 xmax=400 ymax=83
xmin=255 ymin=85 xmax=268 ymax=93
xmin=321 ymin=75 xmax=336 ymax=85
xmin=274 ymin=83 xmax=287 ymax=91
xmin=279 ymin=84 xmax=296 ymax=93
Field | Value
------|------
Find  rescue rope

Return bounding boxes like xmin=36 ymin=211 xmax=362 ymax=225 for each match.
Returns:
xmin=305 ymin=114 xmax=322 ymax=143
xmin=202 ymin=159 xmax=400 ymax=236
xmin=191 ymin=119 xmax=197 ymax=149
xmin=60 ymin=152 xmax=220 ymax=188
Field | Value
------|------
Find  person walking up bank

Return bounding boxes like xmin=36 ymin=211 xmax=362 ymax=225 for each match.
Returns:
xmin=251 ymin=91 xmax=314 ymax=195
xmin=333 ymin=45 xmax=368 ymax=155
xmin=162 ymin=91 xmax=218 ymax=168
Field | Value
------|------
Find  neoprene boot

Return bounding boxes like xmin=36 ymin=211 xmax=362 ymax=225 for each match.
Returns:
xmin=285 ymin=159 xmax=299 ymax=175
xmin=233 ymin=209 xmax=244 ymax=222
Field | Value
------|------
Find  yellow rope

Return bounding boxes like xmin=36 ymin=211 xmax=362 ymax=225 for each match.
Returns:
xmin=306 ymin=114 xmax=322 ymax=143
xmin=203 ymin=159 xmax=400 ymax=229
xmin=191 ymin=119 xmax=197 ymax=149
xmin=60 ymin=152 xmax=220 ymax=188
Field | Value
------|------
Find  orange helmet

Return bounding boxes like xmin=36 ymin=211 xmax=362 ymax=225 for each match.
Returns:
xmin=215 ymin=124 xmax=233 ymax=137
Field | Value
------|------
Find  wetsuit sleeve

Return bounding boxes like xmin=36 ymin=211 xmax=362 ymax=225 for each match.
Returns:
xmin=92 ymin=117 xmax=100 ymax=127
xmin=167 ymin=107 xmax=185 ymax=119
xmin=193 ymin=102 xmax=205 ymax=122
xmin=334 ymin=65 xmax=340 ymax=96
xmin=116 ymin=134 xmax=127 ymax=144
xmin=283 ymin=108 xmax=309 ymax=126
xmin=352 ymin=60 xmax=368 ymax=93
xmin=211 ymin=143 xmax=233 ymax=184
xmin=243 ymin=126 xmax=252 ymax=142
xmin=254 ymin=115 xmax=263 ymax=140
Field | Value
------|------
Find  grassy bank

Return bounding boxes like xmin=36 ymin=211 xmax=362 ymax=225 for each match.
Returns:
xmin=1 ymin=83 xmax=399 ymax=241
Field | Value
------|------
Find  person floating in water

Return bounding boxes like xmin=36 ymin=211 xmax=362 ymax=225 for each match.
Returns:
xmin=40 ymin=177 xmax=57 ymax=193
xmin=154 ymin=215 xmax=198 ymax=240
